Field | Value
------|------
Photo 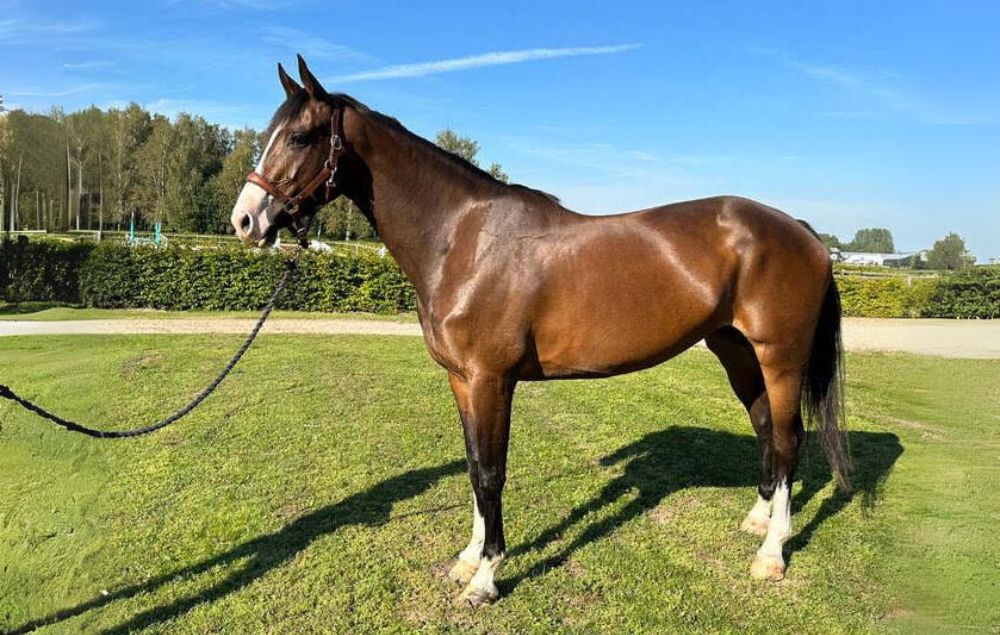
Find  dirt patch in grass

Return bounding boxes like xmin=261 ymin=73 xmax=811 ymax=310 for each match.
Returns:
xmin=120 ymin=352 xmax=163 ymax=377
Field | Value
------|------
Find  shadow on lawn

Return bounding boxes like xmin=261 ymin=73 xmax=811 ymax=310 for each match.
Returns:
xmin=0 ymin=301 xmax=69 ymax=316
xmin=503 ymin=426 xmax=902 ymax=593
xmin=8 ymin=427 xmax=900 ymax=633
xmin=5 ymin=460 xmax=466 ymax=635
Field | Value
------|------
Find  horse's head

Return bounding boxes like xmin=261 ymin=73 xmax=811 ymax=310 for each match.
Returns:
xmin=232 ymin=56 xmax=344 ymax=247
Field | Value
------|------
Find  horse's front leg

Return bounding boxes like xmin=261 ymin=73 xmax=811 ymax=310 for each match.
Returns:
xmin=447 ymin=494 xmax=484 ymax=585
xmin=447 ymin=371 xmax=514 ymax=607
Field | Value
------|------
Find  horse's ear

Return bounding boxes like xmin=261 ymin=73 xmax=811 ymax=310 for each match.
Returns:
xmin=277 ymin=62 xmax=302 ymax=98
xmin=297 ymin=54 xmax=329 ymax=100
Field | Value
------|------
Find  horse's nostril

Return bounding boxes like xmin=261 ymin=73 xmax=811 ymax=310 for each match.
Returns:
xmin=240 ymin=213 xmax=253 ymax=233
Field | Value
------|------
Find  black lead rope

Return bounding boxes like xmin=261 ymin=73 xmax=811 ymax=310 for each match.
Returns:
xmin=0 ymin=259 xmax=296 ymax=439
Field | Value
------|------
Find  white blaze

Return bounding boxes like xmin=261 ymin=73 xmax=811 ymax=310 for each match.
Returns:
xmin=256 ymin=122 xmax=285 ymax=173
xmin=232 ymin=123 xmax=285 ymax=241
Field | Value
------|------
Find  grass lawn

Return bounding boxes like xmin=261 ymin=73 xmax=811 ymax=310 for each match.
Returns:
xmin=0 ymin=335 xmax=996 ymax=633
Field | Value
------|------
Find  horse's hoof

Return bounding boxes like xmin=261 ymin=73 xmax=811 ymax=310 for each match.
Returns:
xmin=458 ymin=582 xmax=498 ymax=608
xmin=447 ymin=559 xmax=478 ymax=586
xmin=750 ymin=554 xmax=786 ymax=581
xmin=740 ymin=515 xmax=769 ymax=536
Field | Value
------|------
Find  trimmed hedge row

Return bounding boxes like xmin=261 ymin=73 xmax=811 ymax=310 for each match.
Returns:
xmin=923 ymin=266 xmax=1000 ymax=319
xmin=836 ymin=267 xmax=1000 ymax=318
xmin=2 ymin=239 xmax=998 ymax=318
xmin=836 ymin=274 xmax=937 ymax=318
xmin=0 ymin=239 xmax=92 ymax=304
xmin=3 ymin=241 xmax=416 ymax=314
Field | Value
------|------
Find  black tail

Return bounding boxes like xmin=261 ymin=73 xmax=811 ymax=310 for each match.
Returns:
xmin=803 ymin=275 xmax=852 ymax=492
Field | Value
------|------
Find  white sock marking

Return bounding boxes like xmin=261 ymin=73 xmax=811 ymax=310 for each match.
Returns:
xmin=458 ymin=495 xmax=485 ymax=564
xmin=757 ymin=479 xmax=791 ymax=561
xmin=468 ymin=553 xmax=504 ymax=596
xmin=747 ymin=494 xmax=772 ymax=523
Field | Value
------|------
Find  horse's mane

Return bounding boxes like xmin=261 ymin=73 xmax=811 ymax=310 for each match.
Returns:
xmin=266 ymin=91 xmax=561 ymax=205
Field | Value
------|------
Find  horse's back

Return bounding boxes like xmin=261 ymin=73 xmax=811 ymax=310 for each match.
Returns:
xmin=525 ymin=196 xmax=829 ymax=378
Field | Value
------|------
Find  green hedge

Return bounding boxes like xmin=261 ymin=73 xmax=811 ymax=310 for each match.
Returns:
xmin=0 ymin=239 xmax=93 ymax=304
xmin=835 ymin=267 xmax=1000 ymax=319
xmin=921 ymin=266 xmax=1000 ymax=319
xmin=836 ymin=274 xmax=937 ymax=318
xmin=3 ymin=240 xmax=416 ymax=314
xmin=2 ymin=239 xmax=998 ymax=318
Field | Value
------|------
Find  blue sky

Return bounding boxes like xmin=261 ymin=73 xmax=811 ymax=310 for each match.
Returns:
xmin=2 ymin=0 xmax=998 ymax=260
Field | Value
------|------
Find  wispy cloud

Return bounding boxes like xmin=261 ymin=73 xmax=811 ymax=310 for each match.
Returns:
xmin=145 ymin=98 xmax=263 ymax=128
xmin=0 ymin=18 xmax=95 ymax=42
xmin=260 ymin=27 xmax=372 ymax=64
xmin=61 ymin=60 xmax=116 ymax=70
xmin=328 ymin=44 xmax=642 ymax=82
xmin=175 ymin=0 xmax=297 ymax=9
xmin=750 ymin=45 xmax=991 ymax=126
xmin=8 ymin=83 xmax=110 ymax=97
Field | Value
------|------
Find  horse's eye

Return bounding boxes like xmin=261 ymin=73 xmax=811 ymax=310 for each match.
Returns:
xmin=288 ymin=131 xmax=309 ymax=147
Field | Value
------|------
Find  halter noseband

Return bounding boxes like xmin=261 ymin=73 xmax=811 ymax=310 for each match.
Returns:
xmin=246 ymin=104 xmax=347 ymax=248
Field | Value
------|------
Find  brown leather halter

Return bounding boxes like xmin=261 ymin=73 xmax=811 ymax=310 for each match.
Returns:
xmin=245 ymin=104 xmax=347 ymax=247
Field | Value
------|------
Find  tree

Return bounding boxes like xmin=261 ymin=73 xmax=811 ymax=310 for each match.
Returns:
xmin=157 ymin=113 xmax=230 ymax=232
xmin=818 ymin=233 xmax=841 ymax=250
xmin=108 ymin=104 xmax=152 ymax=229
xmin=434 ymin=129 xmax=479 ymax=163
xmin=846 ymin=228 xmax=894 ymax=253
xmin=927 ymin=232 xmax=975 ymax=270
xmin=70 ymin=106 xmax=112 ymax=235
xmin=137 ymin=115 xmax=173 ymax=226
xmin=6 ymin=110 xmax=64 ymax=230
xmin=0 ymin=115 xmax=10 ymax=236
xmin=316 ymin=197 xmax=374 ymax=241
xmin=0 ymin=105 xmax=522 ymax=239
xmin=211 ymin=128 xmax=259 ymax=233
xmin=434 ymin=128 xmax=509 ymax=183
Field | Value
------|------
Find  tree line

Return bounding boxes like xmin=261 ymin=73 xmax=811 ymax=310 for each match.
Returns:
xmin=0 ymin=104 xmax=506 ymax=241
xmin=0 ymin=105 xmax=250 ymax=235
xmin=819 ymin=227 xmax=976 ymax=270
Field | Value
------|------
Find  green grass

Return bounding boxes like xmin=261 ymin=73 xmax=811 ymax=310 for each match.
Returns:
xmin=0 ymin=303 xmax=419 ymax=323
xmin=0 ymin=335 xmax=996 ymax=633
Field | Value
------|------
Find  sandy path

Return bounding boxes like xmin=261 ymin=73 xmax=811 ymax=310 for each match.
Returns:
xmin=0 ymin=317 xmax=998 ymax=359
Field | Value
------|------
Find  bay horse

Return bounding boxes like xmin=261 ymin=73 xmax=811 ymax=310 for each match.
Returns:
xmin=231 ymin=56 xmax=850 ymax=607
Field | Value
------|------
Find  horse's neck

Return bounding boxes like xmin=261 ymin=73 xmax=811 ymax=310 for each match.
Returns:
xmin=347 ymin=110 xmax=493 ymax=296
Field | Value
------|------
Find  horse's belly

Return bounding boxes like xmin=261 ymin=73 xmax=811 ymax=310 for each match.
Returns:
xmin=530 ymin=294 xmax=719 ymax=379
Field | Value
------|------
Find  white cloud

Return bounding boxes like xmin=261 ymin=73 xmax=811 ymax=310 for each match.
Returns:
xmin=61 ymin=60 xmax=116 ymax=70
xmin=328 ymin=44 xmax=642 ymax=82
xmin=145 ymin=98 xmax=265 ymax=129
xmin=750 ymin=45 xmax=993 ymax=126
xmin=0 ymin=18 xmax=95 ymax=42
xmin=179 ymin=0 xmax=297 ymax=9
xmin=8 ymin=83 xmax=110 ymax=97
xmin=260 ymin=27 xmax=372 ymax=64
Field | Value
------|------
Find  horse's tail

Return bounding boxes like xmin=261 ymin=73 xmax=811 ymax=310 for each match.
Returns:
xmin=803 ymin=274 xmax=852 ymax=492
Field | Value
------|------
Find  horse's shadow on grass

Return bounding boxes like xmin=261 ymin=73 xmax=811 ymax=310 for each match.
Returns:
xmin=8 ymin=426 xmax=900 ymax=634
xmin=503 ymin=426 xmax=901 ymax=592
xmin=5 ymin=460 xmax=467 ymax=635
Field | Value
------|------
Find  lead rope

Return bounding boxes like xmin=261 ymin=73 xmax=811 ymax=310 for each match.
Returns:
xmin=0 ymin=258 xmax=297 ymax=439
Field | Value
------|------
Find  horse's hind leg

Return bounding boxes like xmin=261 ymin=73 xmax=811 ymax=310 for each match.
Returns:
xmin=705 ymin=327 xmax=773 ymax=536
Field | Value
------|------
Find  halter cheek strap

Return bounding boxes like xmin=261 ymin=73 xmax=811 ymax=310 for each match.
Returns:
xmin=246 ymin=105 xmax=347 ymax=248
